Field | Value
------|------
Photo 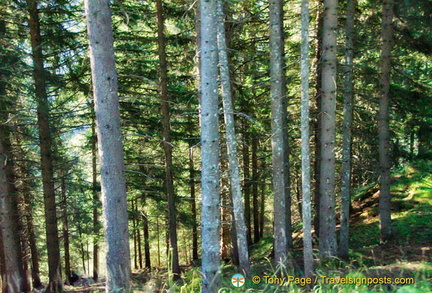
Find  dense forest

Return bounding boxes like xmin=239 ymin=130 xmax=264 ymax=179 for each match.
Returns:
xmin=0 ymin=0 xmax=431 ymax=292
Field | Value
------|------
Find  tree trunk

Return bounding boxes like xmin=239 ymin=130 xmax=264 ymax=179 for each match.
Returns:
xmin=252 ymin=135 xmax=260 ymax=244
xmin=300 ymin=0 xmax=314 ymax=280
xmin=16 ymin=139 xmax=42 ymax=289
xmin=27 ymin=0 xmax=63 ymax=290
xmin=188 ymin=143 xmax=199 ymax=261
xmin=91 ymin=112 xmax=100 ymax=281
xmin=61 ymin=169 xmax=71 ymax=284
xmin=319 ymin=0 xmax=338 ymax=259
xmin=156 ymin=0 xmax=181 ymax=279
xmin=217 ymin=0 xmax=251 ymax=276
xmin=85 ymin=0 xmax=131 ymax=291
xmin=313 ymin=0 xmax=324 ymax=237
xmin=339 ymin=0 xmax=356 ymax=259
xmin=378 ymin=0 xmax=394 ymax=243
xmin=0 ymin=126 xmax=29 ymax=293
xmin=200 ymin=0 xmax=221 ymax=290
xmin=269 ymin=0 xmax=291 ymax=265
xmin=142 ymin=212 xmax=151 ymax=269
xmin=242 ymin=126 xmax=252 ymax=245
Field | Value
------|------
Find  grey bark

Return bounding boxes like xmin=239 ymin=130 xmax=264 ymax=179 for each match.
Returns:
xmin=378 ymin=0 xmax=394 ymax=242
xmin=319 ymin=0 xmax=338 ymax=259
xmin=200 ymin=0 xmax=221 ymax=291
xmin=84 ymin=0 xmax=131 ymax=291
xmin=300 ymin=0 xmax=314 ymax=280
xmin=339 ymin=0 xmax=356 ymax=259
xmin=269 ymin=0 xmax=291 ymax=265
xmin=216 ymin=0 xmax=251 ymax=276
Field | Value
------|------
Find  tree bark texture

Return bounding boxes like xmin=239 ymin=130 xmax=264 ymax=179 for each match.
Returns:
xmin=200 ymin=0 xmax=221 ymax=290
xmin=313 ymin=0 xmax=323 ymax=236
xmin=319 ymin=0 xmax=338 ymax=259
xmin=378 ymin=0 xmax=394 ymax=242
xmin=300 ymin=0 xmax=314 ymax=280
xmin=217 ymin=0 xmax=251 ymax=276
xmin=0 ymin=125 xmax=29 ymax=293
xmin=339 ymin=0 xmax=356 ymax=259
xmin=27 ymin=0 xmax=63 ymax=290
xmin=269 ymin=0 xmax=291 ymax=265
xmin=85 ymin=0 xmax=132 ymax=291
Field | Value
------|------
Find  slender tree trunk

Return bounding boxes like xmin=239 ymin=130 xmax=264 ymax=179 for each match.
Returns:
xmin=132 ymin=200 xmax=138 ymax=270
xmin=188 ymin=144 xmax=199 ymax=261
xmin=242 ymin=127 xmax=252 ymax=245
xmin=269 ymin=0 xmax=291 ymax=265
xmin=91 ymin=112 xmax=100 ymax=281
xmin=259 ymin=159 xmax=266 ymax=239
xmin=156 ymin=0 xmax=181 ymax=278
xmin=378 ymin=0 xmax=394 ymax=243
xmin=300 ymin=0 xmax=314 ymax=280
xmin=17 ymin=144 xmax=42 ymax=288
xmin=217 ymin=0 xmax=251 ymax=276
xmin=61 ymin=169 xmax=71 ymax=284
xmin=200 ymin=0 xmax=221 ymax=290
xmin=313 ymin=0 xmax=323 ymax=237
xmin=251 ymin=135 xmax=260 ymax=244
xmin=319 ymin=0 xmax=338 ymax=259
xmin=0 ymin=230 xmax=6 ymax=292
xmin=27 ymin=0 xmax=63 ymax=290
xmin=142 ymin=212 xmax=151 ymax=269
xmin=85 ymin=0 xmax=131 ymax=290
xmin=136 ymin=205 xmax=143 ymax=269
xmin=339 ymin=0 xmax=356 ymax=259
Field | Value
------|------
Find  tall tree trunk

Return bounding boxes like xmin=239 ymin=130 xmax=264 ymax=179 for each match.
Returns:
xmin=300 ymin=0 xmax=314 ymax=280
xmin=61 ymin=169 xmax=71 ymax=284
xmin=156 ymin=0 xmax=181 ymax=278
xmin=85 ymin=0 xmax=131 ymax=291
xmin=259 ymin=158 xmax=266 ymax=239
xmin=313 ymin=0 xmax=323 ymax=237
xmin=217 ymin=0 xmax=251 ymax=276
xmin=0 ymin=18 xmax=29 ymax=290
xmin=136 ymin=202 xmax=143 ymax=270
xmin=188 ymin=143 xmax=199 ymax=261
xmin=242 ymin=126 xmax=252 ymax=245
xmin=251 ymin=135 xmax=260 ymax=244
xmin=319 ymin=0 xmax=338 ymax=259
xmin=27 ymin=0 xmax=63 ymax=290
xmin=132 ymin=200 xmax=138 ymax=270
xmin=339 ymin=0 xmax=356 ymax=259
xmin=0 ymin=126 xmax=30 ymax=292
xmin=200 ymin=0 xmax=221 ymax=290
xmin=16 ymin=137 xmax=42 ymax=289
xmin=91 ymin=111 xmax=100 ymax=281
xmin=378 ymin=0 xmax=394 ymax=243
xmin=269 ymin=0 xmax=291 ymax=265
xmin=142 ymin=211 xmax=151 ymax=269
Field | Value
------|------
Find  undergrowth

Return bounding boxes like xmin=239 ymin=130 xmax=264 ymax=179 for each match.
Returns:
xmin=135 ymin=160 xmax=431 ymax=292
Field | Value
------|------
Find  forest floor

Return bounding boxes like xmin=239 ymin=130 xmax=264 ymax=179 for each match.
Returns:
xmin=63 ymin=160 xmax=431 ymax=292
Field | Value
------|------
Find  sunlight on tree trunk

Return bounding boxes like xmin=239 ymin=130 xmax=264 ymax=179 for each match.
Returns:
xmin=85 ymin=0 xmax=131 ymax=291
